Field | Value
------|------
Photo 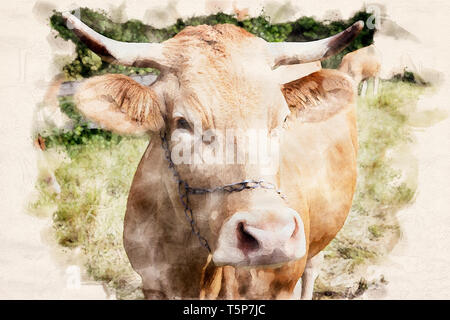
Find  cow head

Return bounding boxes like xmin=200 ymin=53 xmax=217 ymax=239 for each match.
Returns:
xmin=64 ymin=13 xmax=361 ymax=267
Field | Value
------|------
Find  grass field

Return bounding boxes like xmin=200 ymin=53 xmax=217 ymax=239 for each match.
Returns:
xmin=30 ymin=79 xmax=431 ymax=299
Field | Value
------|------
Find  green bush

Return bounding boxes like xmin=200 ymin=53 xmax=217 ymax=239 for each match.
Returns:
xmin=42 ymin=96 xmax=123 ymax=156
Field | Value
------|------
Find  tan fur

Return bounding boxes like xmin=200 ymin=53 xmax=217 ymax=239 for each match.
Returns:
xmin=281 ymin=69 xmax=357 ymax=258
xmin=75 ymin=74 xmax=164 ymax=135
xmin=338 ymin=44 xmax=381 ymax=84
xmin=282 ymin=69 xmax=354 ymax=122
xmin=199 ymin=254 xmax=223 ymax=299
xmin=43 ymin=74 xmax=64 ymax=109
xmin=233 ymin=2 xmax=249 ymax=21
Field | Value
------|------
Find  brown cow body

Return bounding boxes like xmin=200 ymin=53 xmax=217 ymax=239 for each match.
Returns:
xmin=339 ymin=44 xmax=382 ymax=96
xmin=62 ymin=13 xmax=361 ymax=299
xmin=124 ymin=79 xmax=357 ymax=299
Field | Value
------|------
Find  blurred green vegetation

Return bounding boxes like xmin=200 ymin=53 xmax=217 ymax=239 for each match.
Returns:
xmin=43 ymin=96 xmax=123 ymax=156
xmin=31 ymin=135 xmax=148 ymax=299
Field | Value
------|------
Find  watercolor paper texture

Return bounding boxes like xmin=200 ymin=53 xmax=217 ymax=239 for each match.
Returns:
xmin=0 ymin=0 xmax=449 ymax=299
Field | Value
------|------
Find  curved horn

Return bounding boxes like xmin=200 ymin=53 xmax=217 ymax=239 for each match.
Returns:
xmin=62 ymin=12 xmax=167 ymax=69
xmin=268 ymin=21 xmax=364 ymax=68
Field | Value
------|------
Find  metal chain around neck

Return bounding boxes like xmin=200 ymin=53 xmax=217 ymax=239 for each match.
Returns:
xmin=159 ymin=131 xmax=286 ymax=253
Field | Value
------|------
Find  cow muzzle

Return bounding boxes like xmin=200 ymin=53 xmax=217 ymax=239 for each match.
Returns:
xmin=213 ymin=208 xmax=306 ymax=267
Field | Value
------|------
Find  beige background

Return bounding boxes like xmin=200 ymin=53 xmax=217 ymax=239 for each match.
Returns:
xmin=0 ymin=0 xmax=448 ymax=299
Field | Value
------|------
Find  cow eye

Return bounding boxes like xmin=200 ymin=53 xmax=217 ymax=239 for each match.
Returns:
xmin=175 ymin=117 xmax=192 ymax=131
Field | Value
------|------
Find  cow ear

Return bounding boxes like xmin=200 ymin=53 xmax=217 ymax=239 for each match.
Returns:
xmin=74 ymin=74 xmax=164 ymax=135
xmin=281 ymin=69 xmax=355 ymax=123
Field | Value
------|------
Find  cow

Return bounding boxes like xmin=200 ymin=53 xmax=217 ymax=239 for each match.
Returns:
xmin=62 ymin=12 xmax=362 ymax=300
xmin=36 ymin=74 xmax=74 ymax=131
xmin=339 ymin=44 xmax=382 ymax=96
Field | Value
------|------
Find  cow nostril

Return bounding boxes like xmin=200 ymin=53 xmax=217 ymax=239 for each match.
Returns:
xmin=236 ymin=222 xmax=259 ymax=255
